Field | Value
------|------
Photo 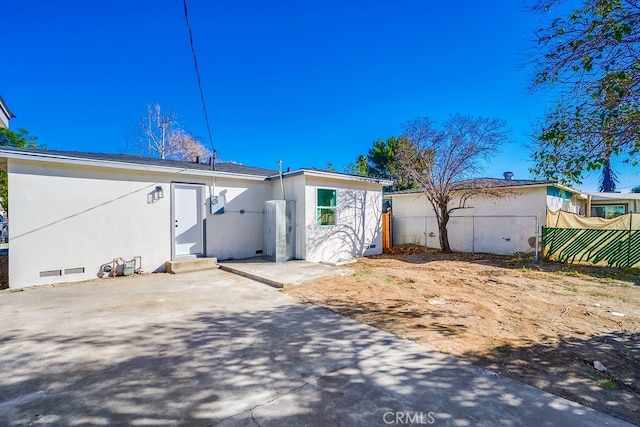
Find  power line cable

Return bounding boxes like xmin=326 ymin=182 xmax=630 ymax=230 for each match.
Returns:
xmin=182 ymin=0 xmax=216 ymax=169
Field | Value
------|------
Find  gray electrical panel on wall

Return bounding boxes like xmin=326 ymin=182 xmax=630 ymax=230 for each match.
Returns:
xmin=263 ymin=200 xmax=296 ymax=262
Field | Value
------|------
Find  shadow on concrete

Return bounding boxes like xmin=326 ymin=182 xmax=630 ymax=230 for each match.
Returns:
xmin=0 ymin=299 xmax=626 ymax=426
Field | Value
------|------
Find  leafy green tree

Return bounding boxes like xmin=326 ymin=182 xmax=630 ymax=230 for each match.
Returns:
xmin=344 ymin=155 xmax=369 ymax=176
xmin=0 ymin=128 xmax=38 ymax=149
xmin=529 ymin=0 xmax=640 ymax=184
xmin=397 ymin=115 xmax=509 ymax=253
xmin=631 ymin=185 xmax=640 ymax=193
xmin=367 ymin=136 xmax=415 ymax=191
xmin=0 ymin=127 xmax=39 ymax=211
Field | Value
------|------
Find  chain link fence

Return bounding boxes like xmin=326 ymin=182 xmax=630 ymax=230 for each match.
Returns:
xmin=392 ymin=214 xmax=540 ymax=260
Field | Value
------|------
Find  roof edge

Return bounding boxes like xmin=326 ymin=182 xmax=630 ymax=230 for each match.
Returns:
xmin=0 ymin=95 xmax=15 ymax=120
xmin=270 ymin=168 xmax=393 ymax=185
xmin=0 ymin=148 xmax=271 ymax=181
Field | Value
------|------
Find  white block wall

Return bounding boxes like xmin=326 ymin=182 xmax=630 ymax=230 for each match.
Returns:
xmin=391 ymin=187 xmax=547 ymax=254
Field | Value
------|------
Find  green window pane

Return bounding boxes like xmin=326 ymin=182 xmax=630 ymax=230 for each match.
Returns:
xmin=317 ymin=189 xmax=336 ymax=207
xmin=591 ymin=205 xmax=626 ymax=219
xmin=591 ymin=206 xmax=606 ymax=218
xmin=611 ymin=206 xmax=626 ymax=218
xmin=317 ymin=208 xmax=336 ymax=226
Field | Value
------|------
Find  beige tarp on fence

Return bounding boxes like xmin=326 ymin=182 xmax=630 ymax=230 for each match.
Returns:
xmin=546 ymin=209 xmax=640 ymax=230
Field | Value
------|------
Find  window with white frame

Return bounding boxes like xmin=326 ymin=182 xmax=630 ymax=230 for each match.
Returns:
xmin=590 ymin=204 xmax=627 ymax=219
xmin=317 ymin=188 xmax=337 ymax=226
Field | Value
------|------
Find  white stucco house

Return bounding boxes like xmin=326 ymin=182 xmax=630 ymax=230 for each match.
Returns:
xmin=388 ymin=173 xmax=586 ymax=254
xmin=0 ymin=95 xmax=15 ymax=129
xmin=0 ymin=147 xmax=390 ymax=288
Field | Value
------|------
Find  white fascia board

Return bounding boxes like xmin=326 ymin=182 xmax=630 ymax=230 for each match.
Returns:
xmin=274 ymin=169 xmax=393 ymax=186
xmin=0 ymin=149 xmax=268 ymax=181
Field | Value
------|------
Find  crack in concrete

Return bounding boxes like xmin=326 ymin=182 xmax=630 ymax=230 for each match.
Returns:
xmin=210 ymin=343 xmax=403 ymax=425
xmin=249 ymin=408 xmax=262 ymax=427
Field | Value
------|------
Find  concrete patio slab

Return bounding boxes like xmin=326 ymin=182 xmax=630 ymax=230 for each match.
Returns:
xmin=0 ymin=270 xmax=632 ymax=426
xmin=218 ymin=257 xmax=353 ymax=288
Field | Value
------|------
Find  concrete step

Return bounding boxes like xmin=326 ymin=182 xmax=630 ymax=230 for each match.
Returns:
xmin=166 ymin=257 xmax=219 ymax=274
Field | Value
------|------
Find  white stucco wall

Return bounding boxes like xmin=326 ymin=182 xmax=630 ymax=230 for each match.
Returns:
xmin=6 ymin=159 xmax=275 ymax=288
xmin=206 ymin=177 xmax=273 ymax=260
xmin=8 ymin=159 xmax=174 ymax=288
xmin=301 ymin=176 xmax=383 ymax=263
xmin=391 ymin=186 xmax=549 ymax=254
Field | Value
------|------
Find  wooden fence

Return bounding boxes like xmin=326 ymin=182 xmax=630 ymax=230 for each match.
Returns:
xmin=382 ymin=211 xmax=392 ymax=251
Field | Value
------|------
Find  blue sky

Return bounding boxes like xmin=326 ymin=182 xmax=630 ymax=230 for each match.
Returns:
xmin=3 ymin=0 xmax=637 ymax=191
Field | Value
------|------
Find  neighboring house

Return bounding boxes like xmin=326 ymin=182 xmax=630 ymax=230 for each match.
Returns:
xmin=389 ymin=173 xmax=586 ymax=254
xmin=0 ymin=95 xmax=15 ymax=129
xmin=585 ymin=192 xmax=640 ymax=219
xmin=0 ymin=147 xmax=391 ymax=289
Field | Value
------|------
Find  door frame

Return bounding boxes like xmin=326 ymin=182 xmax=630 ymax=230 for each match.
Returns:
xmin=170 ymin=182 xmax=205 ymax=260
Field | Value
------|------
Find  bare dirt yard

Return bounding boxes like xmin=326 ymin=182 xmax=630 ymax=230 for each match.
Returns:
xmin=284 ymin=246 xmax=640 ymax=424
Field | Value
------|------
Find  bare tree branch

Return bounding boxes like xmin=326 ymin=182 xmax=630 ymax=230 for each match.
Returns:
xmin=395 ymin=114 xmax=510 ymax=252
xmin=132 ymin=104 xmax=210 ymax=162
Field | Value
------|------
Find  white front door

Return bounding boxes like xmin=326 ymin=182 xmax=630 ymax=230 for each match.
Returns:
xmin=172 ymin=183 xmax=204 ymax=258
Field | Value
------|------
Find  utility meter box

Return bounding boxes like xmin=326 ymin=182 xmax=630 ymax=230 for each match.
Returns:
xmin=263 ymin=200 xmax=296 ymax=262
